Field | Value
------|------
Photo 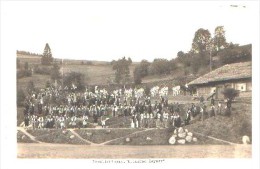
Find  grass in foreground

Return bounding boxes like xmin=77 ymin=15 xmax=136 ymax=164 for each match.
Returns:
xmin=185 ymin=102 xmax=252 ymax=144
xmin=17 ymin=131 xmax=37 ymax=143
xmin=74 ymin=128 xmax=144 ymax=144
xmin=27 ymin=129 xmax=89 ymax=145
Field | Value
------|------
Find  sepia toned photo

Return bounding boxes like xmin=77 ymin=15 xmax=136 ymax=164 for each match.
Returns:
xmin=1 ymin=1 xmax=259 ymax=165
xmin=14 ymin=1 xmax=254 ymax=159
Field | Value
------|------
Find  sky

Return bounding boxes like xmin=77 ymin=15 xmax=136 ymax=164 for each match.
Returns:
xmin=1 ymin=1 xmax=259 ymax=62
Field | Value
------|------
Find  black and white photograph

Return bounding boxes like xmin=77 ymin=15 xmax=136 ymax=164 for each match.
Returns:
xmin=0 ymin=0 xmax=259 ymax=169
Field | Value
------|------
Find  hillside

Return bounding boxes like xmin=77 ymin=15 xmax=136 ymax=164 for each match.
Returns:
xmin=17 ymin=55 xmax=136 ymax=86
xmin=17 ymin=43 xmax=251 ymax=89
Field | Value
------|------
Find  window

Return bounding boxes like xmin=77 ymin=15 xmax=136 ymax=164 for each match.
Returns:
xmin=236 ymin=83 xmax=246 ymax=92
xmin=210 ymin=87 xmax=216 ymax=93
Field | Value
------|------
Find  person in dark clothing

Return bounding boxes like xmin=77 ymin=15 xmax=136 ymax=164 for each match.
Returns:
xmin=148 ymin=104 xmax=152 ymax=114
xmin=124 ymin=107 xmax=128 ymax=116
xmin=175 ymin=103 xmax=180 ymax=114
xmin=175 ymin=116 xmax=181 ymax=128
xmin=160 ymin=96 xmax=165 ymax=104
xmin=209 ymin=106 xmax=215 ymax=117
xmin=24 ymin=115 xmax=30 ymax=127
xmin=211 ymin=97 xmax=215 ymax=106
xmin=226 ymin=98 xmax=232 ymax=110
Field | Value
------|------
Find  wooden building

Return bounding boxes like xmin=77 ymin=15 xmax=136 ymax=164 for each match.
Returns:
xmin=188 ymin=62 xmax=252 ymax=99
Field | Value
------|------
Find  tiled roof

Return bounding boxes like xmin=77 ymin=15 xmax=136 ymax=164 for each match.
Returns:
xmin=188 ymin=62 xmax=251 ymax=85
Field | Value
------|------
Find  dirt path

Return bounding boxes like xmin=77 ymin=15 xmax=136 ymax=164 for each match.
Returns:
xmin=17 ymin=127 xmax=43 ymax=143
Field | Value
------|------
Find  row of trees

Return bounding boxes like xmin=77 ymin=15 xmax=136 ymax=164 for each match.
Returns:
xmin=131 ymin=26 xmax=251 ymax=85
xmin=16 ymin=50 xmax=42 ymax=56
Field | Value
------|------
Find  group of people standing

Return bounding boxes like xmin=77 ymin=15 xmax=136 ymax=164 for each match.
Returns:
xmin=22 ymin=85 xmax=230 ymax=130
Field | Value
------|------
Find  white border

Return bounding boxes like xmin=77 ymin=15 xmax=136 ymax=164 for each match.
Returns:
xmin=1 ymin=1 xmax=259 ymax=169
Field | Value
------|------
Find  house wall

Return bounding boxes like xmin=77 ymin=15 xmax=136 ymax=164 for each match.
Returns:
xmin=195 ymin=79 xmax=251 ymax=99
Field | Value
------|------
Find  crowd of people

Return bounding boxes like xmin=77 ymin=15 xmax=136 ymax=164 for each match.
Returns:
xmin=22 ymin=84 xmax=227 ymax=130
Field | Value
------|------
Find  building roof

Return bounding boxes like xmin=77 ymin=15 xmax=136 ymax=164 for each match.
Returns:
xmin=188 ymin=62 xmax=251 ymax=86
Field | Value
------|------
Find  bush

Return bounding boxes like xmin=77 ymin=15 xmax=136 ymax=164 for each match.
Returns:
xmin=17 ymin=70 xmax=32 ymax=79
xmin=63 ymin=72 xmax=87 ymax=91
xmin=222 ymin=88 xmax=239 ymax=101
xmin=149 ymin=59 xmax=171 ymax=75
xmin=34 ymin=65 xmax=51 ymax=75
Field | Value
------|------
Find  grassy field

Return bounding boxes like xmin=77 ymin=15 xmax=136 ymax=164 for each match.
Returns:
xmin=17 ymin=74 xmax=50 ymax=89
xmin=74 ymin=128 xmax=144 ymax=144
xmin=185 ymin=102 xmax=252 ymax=144
xmin=26 ymin=129 xmax=90 ymax=145
xmin=17 ymin=55 xmax=136 ymax=86
xmin=17 ymin=131 xmax=37 ymax=143
xmin=106 ymin=128 xmax=227 ymax=145
xmin=17 ymin=54 xmax=192 ymax=88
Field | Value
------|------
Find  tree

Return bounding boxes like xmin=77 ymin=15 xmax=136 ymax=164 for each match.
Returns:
xmin=137 ymin=60 xmax=150 ymax=77
xmin=127 ymin=57 xmax=132 ymax=64
xmin=222 ymin=88 xmax=239 ymax=101
xmin=176 ymin=52 xmax=191 ymax=68
xmin=41 ymin=43 xmax=53 ymax=65
xmin=63 ymin=72 xmax=86 ymax=91
xmin=149 ymin=59 xmax=171 ymax=75
xmin=112 ymin=57 xmax=132 ymax=84
xmin=218 ymin=45 xmax=252 ymax=65
xmin=177 ymin=51 xmax=185 ymax=58
xmin=213 ymin=26 xmax=228 ymax=51
xmin=191 ymin=28 xmax=212 ymax=54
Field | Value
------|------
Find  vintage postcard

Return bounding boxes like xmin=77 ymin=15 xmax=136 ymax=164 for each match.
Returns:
xmin=0 ymin=1 xmax=259 ymax=169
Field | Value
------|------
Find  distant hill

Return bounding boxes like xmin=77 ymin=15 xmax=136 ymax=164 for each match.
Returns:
xmin=16 ymin=43 xmax=251 ymax=88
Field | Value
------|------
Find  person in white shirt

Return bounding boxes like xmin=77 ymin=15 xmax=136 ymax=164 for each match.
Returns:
xmin=82 ymin=115 xmax=88 ymax=128
xmin=156 ymin=112 xmax=161 ymax=128
xmin=163 ymin=111 xmax=169 ymax=128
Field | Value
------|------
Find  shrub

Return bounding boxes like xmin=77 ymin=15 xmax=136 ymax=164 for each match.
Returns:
xmin=16 ymin=70 xmax=32 ymax=79
xmin=63 ymin=72 xmax=87 ymax=91
xmin=34 ymin=65 xmax=51 ymax=75
xmin=222 ymin=88 xmax=239 ymax=101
